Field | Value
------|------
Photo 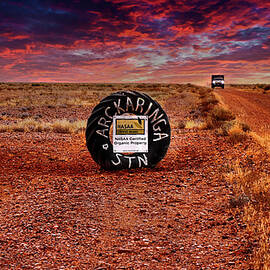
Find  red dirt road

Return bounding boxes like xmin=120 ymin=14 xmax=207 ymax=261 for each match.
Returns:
xmin=1 ymin=92 xmax=269 ymax=269
xmin=216 ymin=87 xmax=270 ymax=136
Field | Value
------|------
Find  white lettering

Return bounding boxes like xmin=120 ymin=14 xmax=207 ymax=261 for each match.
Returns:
xmin=138 ymin=154 xmax=148 ymax=167
xmin=153 ymin=133 xmax=169 ymax=142
xmin=136 ymin=97 xmax=145 ymax=113
xmin=144 ymin=102 xmax=153 ymax=115
xmin=102 ymin=144 xmax=109 ymax=150
xmin=112 ymin=153 xmax=122 ymax=166
xmin=113 ymin=99 xmax=125 ymax=114
xmin=124 ymin=156 xmax=136 ymax=168
xmin=98 ymin=117 xmax=111 ymax=128
xmin=153 ymin=119 xmax=167 ymax=131
xmin=126 ymin=97 xmax=134 ymax=112
xmin=149 ymin=108 xmax=164 ymax=124
xmin=105 ymin=107 xmax=113 ymax=119
xmin=96 ymin=129 xmax=108 ymax=138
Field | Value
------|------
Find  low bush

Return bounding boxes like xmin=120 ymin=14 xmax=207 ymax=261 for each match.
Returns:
xmin=198 ymin=87 xmax=212 ymax=98
xmin=240 ymin=122 xmax=251 ymax=132
xmin=178 ymin=121 xmax=186 ymax=129
xmin=0 ymin=119 xmax=86 ymax=133
xmin=215 ymin=121 xmax=235 ymax=136
xmin=227 ymin=162 xmax=270 ymax=269
xmin=202 ymin=107 xmax=235 ymax=129
xmin=184 ymin=120 xmax=204 ymax=129
xmin=199 ymin=95 xmax=219 ymax=113
xmin=211 ymin=107 xmax=235 ymax=122
xmin=51 ymin=119 xmax=85 ymax=133
xmin=228 ymin=126 xmax=248 ymax=143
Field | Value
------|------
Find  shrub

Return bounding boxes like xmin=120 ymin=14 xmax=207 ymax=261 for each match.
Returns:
xmin=214 ymin=120 xmax=235 ymax=135
xmin=49 ymin=119 xmax=86 ymax=133
xmin=185 ymin=120 xmax=199 ymax=129
xmin=201 ymin=107 xmax=235 ymax=130
xmin=0 ymin=119 xmax=86 ymax=133
xmin=227 ymin=162 xmax=270 ymax=269
xmin=200 ymin=117 xmax=213 ymax=130
xmin=199 ymin=95 xmax=219 ymax=113
xmin=228 ymin=126 xmax=248 ymax=143
xmin=178 ymin=121 xmax=185 ymax=129
xmin=198 ymin=88 xmax=211 ymax=98
xmin=0 ymin=125 xmax=9 ymax=132
xmin=50 ymin=120 xmax=71 ymax=133
xmin=256 ymin=84 xmax=266 ymax=89
xmin=211 ymin=107 xmax=235 ymax=122
xmin=240 ymin=122 xmax=251 ymax=132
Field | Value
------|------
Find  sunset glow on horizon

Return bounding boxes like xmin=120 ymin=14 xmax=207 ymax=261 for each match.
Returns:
xmin=1 ymin=0 xmax=270 ymax=85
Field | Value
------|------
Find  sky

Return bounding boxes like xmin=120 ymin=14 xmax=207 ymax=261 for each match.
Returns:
xmin=0 ymin=0 xmax=270 ymax=85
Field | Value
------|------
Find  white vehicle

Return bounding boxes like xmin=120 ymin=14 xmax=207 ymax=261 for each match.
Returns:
xmin=212 ymin=75 xmax=224 ymax=89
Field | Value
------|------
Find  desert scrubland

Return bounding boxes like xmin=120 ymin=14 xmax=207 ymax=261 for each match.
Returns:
xmin=0 ymin=83 xmax=269 ymax=269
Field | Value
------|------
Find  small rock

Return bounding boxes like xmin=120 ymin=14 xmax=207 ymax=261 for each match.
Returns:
xmin=34 ymin=114 xmax=43 ymax=120
xmin=20 ymin=107 xmax=31 ymax=112
xmin=117 ymin=249 xmax=134 ymax=254
xmin=20 ymin=113 xmax=30 ymax=119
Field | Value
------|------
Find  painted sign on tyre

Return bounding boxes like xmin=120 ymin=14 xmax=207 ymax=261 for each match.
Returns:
xmin=113 ymin=115 xmax=148 ymax=153
xmin=85 ymin=91 xmax=171 ymax=170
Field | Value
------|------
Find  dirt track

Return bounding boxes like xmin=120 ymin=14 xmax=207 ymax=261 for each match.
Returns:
xmin=216 ymin=87 xmax=270 ymax=136
xmin=2 ymin=89 xmax=268 ymax=269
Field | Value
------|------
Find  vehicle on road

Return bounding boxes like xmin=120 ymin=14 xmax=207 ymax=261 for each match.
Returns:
xmin=211 ymin=75 xmax=224 ymax=89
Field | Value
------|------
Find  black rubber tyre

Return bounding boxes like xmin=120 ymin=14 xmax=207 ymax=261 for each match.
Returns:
xmin=86 ymin=91 xmax=171 ymax=170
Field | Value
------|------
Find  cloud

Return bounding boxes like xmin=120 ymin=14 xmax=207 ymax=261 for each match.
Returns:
xmin=0 ymin=0 xmax=270 ymax=83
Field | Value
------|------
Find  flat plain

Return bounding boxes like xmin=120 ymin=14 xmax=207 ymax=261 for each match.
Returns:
xmin=0 ymin=83 xmax=269 ymax=269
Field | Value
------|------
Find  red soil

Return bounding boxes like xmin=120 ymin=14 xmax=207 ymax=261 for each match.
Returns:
xmin=217 ymin=87 xmax=270 ymax=136
xmin=1 ymin=92 xmax=268 ymax=269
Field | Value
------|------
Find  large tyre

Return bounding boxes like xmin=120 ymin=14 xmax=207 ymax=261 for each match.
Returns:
xmin=86 ymin=91 xmax=171 ymax=170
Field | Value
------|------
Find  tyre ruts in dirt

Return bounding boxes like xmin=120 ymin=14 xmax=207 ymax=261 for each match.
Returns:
xmin=86 ymin=91 xmax=170 ymax=170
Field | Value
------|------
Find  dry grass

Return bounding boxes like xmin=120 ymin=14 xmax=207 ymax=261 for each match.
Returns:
xmin=0 ymin=118 xmax=47 ymax=132
xmin=251 ymin=133 xmax=270 ymax=154
xmin=204 ymin=107 xmax=234 ymax=128
xmin=178 ymin=121 xmax=186 ymax=129
xmin=196 ymin=88 xmax=249 ymax=143
xmin=184 ymin=120 xmax=204 ymax=129
xmin=0 ymin=118 xmax=86 ymax=133
xmin=201 ymin=106 xmax=236 ymax=132
xmin=50 ymin=119 xmax=86 ymax=133
xmin=0 ymin=83 xmax=122 ymax=107
xmin=172 ymin=85 xmax=221 ymax=132
xmin=215 ymin=85 xmax=270 ymax=268
xmin=227 ymin=161 xmax=270 ymax=269
xmin=211 ymin=107 xmax=235 ymax=122
xmin=0 ymin=83 xmax=208 ymax=136
xmin=0 ymin=82 xmax=268 ymax=269
xmin=230 ymin=84 xmax=270 ymax=93
xmin=0 ymin=82 xmax=183 ymax=108
xmin=198 ymin=88 xmax=219 ymax=116
xmin=199 ymin=96 xmax=219 ymax=113
xmin=0 ymin=83 xmax=203 ymax=108
xmin=227 ymin=125 xmax=249 ymax=143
